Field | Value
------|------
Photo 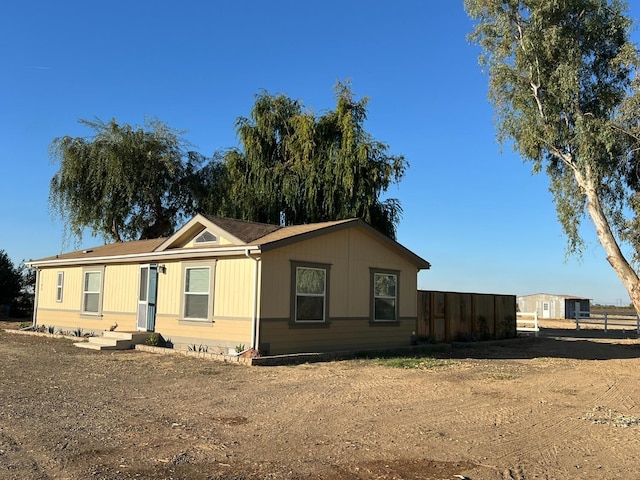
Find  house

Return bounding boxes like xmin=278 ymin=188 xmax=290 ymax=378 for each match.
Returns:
xmin=517 ymin=293 xmax=590 ymax=320
xmin=27 ymin=214 xmax=430 ymax=355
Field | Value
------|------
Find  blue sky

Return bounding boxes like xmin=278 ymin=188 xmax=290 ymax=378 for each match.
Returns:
xmin=1 ymin=1 xmax=638 ymax=305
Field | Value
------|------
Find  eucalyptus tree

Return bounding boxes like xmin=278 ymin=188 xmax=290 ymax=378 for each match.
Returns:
xmin=465 ymin=0 xmax=640 ymax=310
xmin=222 ymin=82 xmax=406 ymax=238
xmin=49 ymin=118 xmax=206 ymax=243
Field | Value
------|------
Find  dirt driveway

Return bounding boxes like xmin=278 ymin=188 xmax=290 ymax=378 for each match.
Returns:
xmin=1 ymin=320 xmax=639 ymax=480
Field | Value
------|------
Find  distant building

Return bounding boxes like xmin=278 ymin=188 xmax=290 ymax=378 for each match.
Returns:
xmin=517 ymin=293 xmax=590 ymax=319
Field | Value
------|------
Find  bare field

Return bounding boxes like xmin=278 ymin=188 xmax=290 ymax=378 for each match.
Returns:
xmin=1 ymin=319 xmax=640 ymax=479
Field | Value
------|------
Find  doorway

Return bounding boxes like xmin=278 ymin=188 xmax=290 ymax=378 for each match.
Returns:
xmin=137 ymin=264 xmax=158 ymax=331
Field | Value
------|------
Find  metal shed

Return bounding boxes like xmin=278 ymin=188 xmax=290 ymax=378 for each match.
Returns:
xmin=517 ymin=293 xmax=590 ymax=319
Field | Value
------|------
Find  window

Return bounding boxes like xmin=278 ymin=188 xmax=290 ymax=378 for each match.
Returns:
xmin=56 ymin=272 xmax=64 ymax=302
xmin=195 ymin=231 xmax=217 ymax=244
xmin=82 ymin=270 xmax=102 ymax=314
xmin=291 ymin=262 xmax=330 ymax=323
xmin=371 ymin=270 xmax=399 ymax=321
xmin=184 ymin=266 xmax=210 ymax=320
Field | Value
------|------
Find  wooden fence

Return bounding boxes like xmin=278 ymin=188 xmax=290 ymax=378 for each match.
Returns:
xmin=417 ymin=290 xmax=517 ymax=342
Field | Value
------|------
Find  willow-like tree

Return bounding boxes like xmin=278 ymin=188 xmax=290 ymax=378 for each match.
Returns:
xmin=49 ymin=118 xmax=206 ymax=242
xmin=464 ymin=0 xmax=640 ymax=310
xmin=221 ymin=82 xmax=406 ymax=238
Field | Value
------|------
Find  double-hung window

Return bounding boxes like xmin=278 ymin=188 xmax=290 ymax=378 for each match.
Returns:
xmin=292 ymin=262 xmax=330 ymax=323
xmin=82 ymin=270 xmax=103 ymax=314
xmin=371 ymin=270 xmax=399 ymax=322
xmin=183 ymin=266 xmax=210 ymax=320
xmin=56 ymin=272 xmax=64 ymax=303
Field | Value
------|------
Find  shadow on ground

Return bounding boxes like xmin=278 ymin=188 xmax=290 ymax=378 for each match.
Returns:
xmin=444 ymin=328 xmax=640 ymax=361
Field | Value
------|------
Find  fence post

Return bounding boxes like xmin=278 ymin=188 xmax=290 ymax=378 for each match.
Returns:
xmin=604 ymin=313 xmax=608 ymax=333
xmin=575 ymin=310 xmax=580 ymax=330
xmin=534 ymin=311 xmax=539 ymax=337
xmin=637 ymin=314 xmax=640 ymax=335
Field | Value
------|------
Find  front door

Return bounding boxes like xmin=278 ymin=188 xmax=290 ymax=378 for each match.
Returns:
xmin=542 ymin=302 xmax=550 ymax=319
xmin=137 ymin=264 xmax=158 ymax=331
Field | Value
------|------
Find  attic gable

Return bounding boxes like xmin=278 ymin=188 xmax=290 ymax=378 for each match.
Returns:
xmin=156 ymin=214 xmax=281 ymax=251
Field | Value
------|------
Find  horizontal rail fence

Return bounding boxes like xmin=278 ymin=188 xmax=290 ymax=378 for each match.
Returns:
xmin=575 ymin=310 xmax=640 ymax=334
xmin=516 ymin=311 xmax=539 ymax=336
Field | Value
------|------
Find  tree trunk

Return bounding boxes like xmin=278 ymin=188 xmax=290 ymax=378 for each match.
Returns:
xmin=579 ymin=168 xmax=640 ymax=311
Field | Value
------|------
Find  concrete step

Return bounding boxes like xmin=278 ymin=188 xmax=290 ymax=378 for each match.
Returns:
xmin=73 ymin=341 xmax=120 ymax=351
xmin=73 ymin=331 xmax=152 ymax=351
xmin=103 ymin=331 xmax=150 ymax=342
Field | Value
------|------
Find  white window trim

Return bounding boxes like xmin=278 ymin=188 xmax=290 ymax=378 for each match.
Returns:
xmin=56 ymin=271 xmax=64 ymax=303
xmin=81 ymin=267 xmax=104 ymax=316
xmin=180 ymin=261 xmax=216 ymax=322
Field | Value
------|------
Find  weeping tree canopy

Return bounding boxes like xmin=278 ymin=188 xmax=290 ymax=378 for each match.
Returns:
xmin=49 ymin=118 xmax=207 ymax=243
xmin=219 ymin=82 xmax=407 ymax=238
xmin=49 ymin=84 xmax=406 ymax=244
xmin=465 ymin=0 xmax=640 ymax=309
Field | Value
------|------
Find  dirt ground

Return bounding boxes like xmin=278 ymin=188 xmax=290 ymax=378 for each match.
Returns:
xmin=1 ymin=319 xmax=640 ymax=480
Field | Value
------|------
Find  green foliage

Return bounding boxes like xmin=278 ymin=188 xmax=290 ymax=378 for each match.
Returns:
xmin=48 ymin=83 xmax=406 ymax=244
xmin=73 ymin=327 xmax=83 ymax=337
xmin=466 ymin=0 xmax=637 ymax=257
xmin=235 ymin=344 xmax=245 ymax=354
xmin=49 ymin=117 xmax=209 ymax=243
xmin=146 ymin=333 xmax=159 ymax=346
xmin=0 ymin=250 xmax=21 ymax=307
xmin=219 ymin=81 xmax=407 ymax=238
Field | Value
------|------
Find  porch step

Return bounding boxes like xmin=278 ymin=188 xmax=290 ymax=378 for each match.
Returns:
xmin=74 ymin=331 xmax=151 ymax=351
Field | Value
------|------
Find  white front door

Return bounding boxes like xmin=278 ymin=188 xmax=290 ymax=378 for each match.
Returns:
xmin=542 ymin=302 xmax=550 ymax=319
xmin=137 ymin=265 xmax=158 ymax=331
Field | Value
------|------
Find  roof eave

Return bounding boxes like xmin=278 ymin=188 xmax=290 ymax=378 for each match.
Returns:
xmin=27 ymin=245 xmax=262 ymax=268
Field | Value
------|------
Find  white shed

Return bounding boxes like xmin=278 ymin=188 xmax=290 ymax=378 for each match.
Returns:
xmin=517 ymin=293 xmax=590 ymax=319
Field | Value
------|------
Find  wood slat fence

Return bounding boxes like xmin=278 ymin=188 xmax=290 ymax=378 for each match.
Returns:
xmin=417 ymin=290 xmax=516 ymax=342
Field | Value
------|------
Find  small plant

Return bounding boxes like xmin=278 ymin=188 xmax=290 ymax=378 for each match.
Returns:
xmin=73 ymin=327 xmax=83 ymax=337
xmin=163 ymin=338 xmax=174 ymax=348
xmin=235 ymin=344 xmax=246 ymax=354
xmin=146 ymin=333 xmax=159 ymax=346
xmin=47 ymin=325 xmax=55 ymax=334
xmin=188 ymin=344 xmax=209 ymax=353
xmin=19 ymin=322 xmax=31 ymax=330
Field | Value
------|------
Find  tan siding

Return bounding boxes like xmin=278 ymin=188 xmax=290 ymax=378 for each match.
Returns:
xmin=260 ymin=227 xmax=419 ymax=320
xmin=37 ymin=267 xmax=83 ymax=311
xmin=157 ymin=261 xmax=182 ymax=317
xmin=34 ymin=308 xmax=125 ymax=333
xmin=103 ymin=264 xmax=139 ymax=314
xmin=152 ymin=257 xmax=255 ymax=348
xmin=153 ymin=315 xmax=252 ymax=350
xmin=214 ymin=257 xmax=255 ymax=318
xmin=260 ymin=318 xmax=415 ymax=355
